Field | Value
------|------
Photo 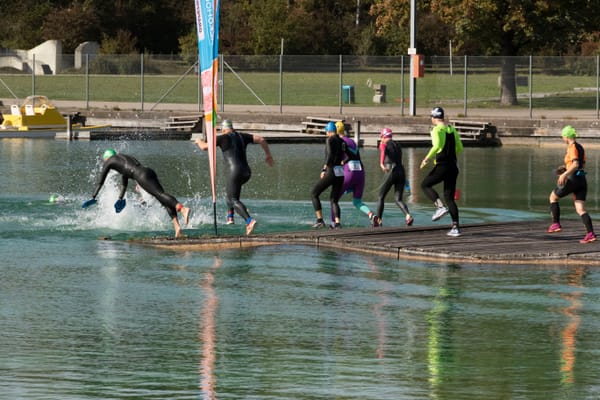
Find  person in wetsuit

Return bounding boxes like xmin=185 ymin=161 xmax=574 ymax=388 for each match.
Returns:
xmin=195 ymin=119 xmax=274 ymax=235
xmin=375 ymin=127 xmax=413 ymax=227
xmin=84 ymin=149 xmax=190 ymax=238
xmin=311 ymin=121 xmax=345 ymax=229
xmin=547 ymin=125 xmax=596 ymax=243
xmin=420 ymin=106 xmax=464 ymax=237
xmin=330 ymin=121 xmax=377 ymax=227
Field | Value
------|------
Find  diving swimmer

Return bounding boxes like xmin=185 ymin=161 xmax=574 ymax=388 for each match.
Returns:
xmin=82 ymin=149 xmax=191 ymax=238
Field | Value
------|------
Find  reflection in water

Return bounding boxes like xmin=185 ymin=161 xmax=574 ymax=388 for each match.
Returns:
xmin=367 ymin=259 xmax=389 ymax=360
xmin=557 ymin=266 xmax=586 ymax=386
xmin=200 ymin=256 xmax=221 ymax=400
xmin=427 ymin=265 xmax=461 ymax=400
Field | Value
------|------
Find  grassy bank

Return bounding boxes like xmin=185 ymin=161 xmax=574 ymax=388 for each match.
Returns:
xmin=1 ymin=71 xmax=598 ymax=110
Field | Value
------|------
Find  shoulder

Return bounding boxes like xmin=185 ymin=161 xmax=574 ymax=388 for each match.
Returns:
xmin=237 ymin=131 xmax=253 ymax=140
xmin=430 ymin=124 xmax=446 ymax=137
xmin=432 ymin=124 xmax=447 ymax=134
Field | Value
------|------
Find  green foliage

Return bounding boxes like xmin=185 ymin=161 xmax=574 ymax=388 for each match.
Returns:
xmin=179 ymin=29 xmax=198 ymax=65
xmin=1 ymin=0 xmax=600 ymax=59
xmin=41 ymin=2 xmax=100 ymax=53
xmin=99 ymin=30 xmax=138 ymax=55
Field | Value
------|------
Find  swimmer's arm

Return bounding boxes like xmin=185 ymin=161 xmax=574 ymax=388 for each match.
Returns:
xmin=91 ymin=165 xmax=111 ymax=198
xmin=253 ymin=135 xmax=274 ymax=166
xmin=119 ymin=176 xmax=129 ymax=199
xmin=195 ymin=138 xmax=208 ymax=151
xmin=558 ymin=159 xmax=579 ymax=185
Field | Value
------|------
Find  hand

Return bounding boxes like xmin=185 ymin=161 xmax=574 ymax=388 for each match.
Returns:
xmin=557 ymin=173 xmax=568 ymax=187
xmin=265 ymin=155 xmax=274 ymax=166
xmin=420 ymin=159 xmax=429 ymax=169
xmin=114 ymin=198 xmax=127 ymax=213
xmin=82 ymin=199 xmax=97 ymax=209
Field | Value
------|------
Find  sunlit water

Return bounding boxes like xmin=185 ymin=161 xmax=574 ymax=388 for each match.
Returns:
xmin=1 ymin=139 xmax=600 ymax=399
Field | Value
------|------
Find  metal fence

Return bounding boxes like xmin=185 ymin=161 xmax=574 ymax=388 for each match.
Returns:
xmin=1 ymin=54 xmax=599 ymax=117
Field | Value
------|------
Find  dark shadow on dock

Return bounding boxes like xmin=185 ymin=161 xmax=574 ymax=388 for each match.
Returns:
xmin=129 ymin=219 xmax=600 ymax=266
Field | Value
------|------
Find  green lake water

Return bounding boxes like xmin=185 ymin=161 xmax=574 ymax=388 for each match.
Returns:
xmin=1 ymin=139 xmax=599 ymax=399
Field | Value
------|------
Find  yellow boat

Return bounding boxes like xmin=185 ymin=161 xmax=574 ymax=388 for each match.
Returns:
xmin=1 ymin=95 xmax=78 ymax=131
xmin=0 ymin=95 xmax=110 ymax=138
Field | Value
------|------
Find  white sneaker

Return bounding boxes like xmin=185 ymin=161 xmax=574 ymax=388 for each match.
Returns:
xmin=447 ymin=227 xmax=461 ymax=237
xmin=432 ymin=206 xmax=449 ymax=221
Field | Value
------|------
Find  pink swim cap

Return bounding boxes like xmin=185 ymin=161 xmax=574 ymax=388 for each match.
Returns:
xmin=380 ymin=127 xmax=393 ymax=138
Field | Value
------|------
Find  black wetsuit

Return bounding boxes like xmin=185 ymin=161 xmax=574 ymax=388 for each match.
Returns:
xmin=92 ymin=154 xmax=180 ymax=218
xmin=377 ymin=139 xmax=409 ymax=218
xmin=217 ymin=130 xmax=255 ymax=221
xmin=421 ymin=126 xmax=460 ymax=223
xmin=311 ymin=134 xmax=345 ymax=219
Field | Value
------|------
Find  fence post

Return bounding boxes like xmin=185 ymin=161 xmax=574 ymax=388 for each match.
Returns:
xmin=339 ymin=54 xmax=343 ymax=114
xmin=140 ymin=53 xmax=144 ymax=111
xmin=529 ymin=55 xmax=533 ymax=118
xmin=400 ymin=56 xmax=405 ymax=116
xmin=463 ymin=55 xmax=468 ymax=117
xmin=85 ymin=54 xmax=89 ymax=110
xmin=140 ymin=53 xmax=145 ymax=111
xmin=219 ymin=54 xmax=224 ymax=112
xmin=596 ymin=56 xmax=600 ymax=118
xmin=279 ymin=39 xmax=283 ymax=113
xmin=198 ymin=53 xmax=202 ymax=113
xmin=31 ymin=54 xmax=35 ymax=97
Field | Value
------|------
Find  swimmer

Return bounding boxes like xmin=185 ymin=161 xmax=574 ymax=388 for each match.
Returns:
xmin=311 ymin=121 xmax=345 ymax=229
xmin=375 ymin=127 xmax=413 ymax=227
xmin=195 ymin=119 xmax=274 ymax=235
xmin=547 ymin=125 xmax=596 ymax=243
xmin=82 ymin=149 xmax=190 ymax=238
xmin=420 ymin=106 xmax=463 ymax=237
xmin=331 ymin=121 xmax=377 ymax=227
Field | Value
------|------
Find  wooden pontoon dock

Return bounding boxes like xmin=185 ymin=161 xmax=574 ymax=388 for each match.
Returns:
xmin=130 ymin=219 xmax=600 ymax=266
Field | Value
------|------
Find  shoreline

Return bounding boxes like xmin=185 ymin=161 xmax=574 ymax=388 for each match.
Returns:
xmin=3 ymin=99 xmax=600 ymax=146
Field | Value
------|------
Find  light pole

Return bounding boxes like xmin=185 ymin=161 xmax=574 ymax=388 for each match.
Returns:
xmin=408 ymin=0 xmax=417 ymax=116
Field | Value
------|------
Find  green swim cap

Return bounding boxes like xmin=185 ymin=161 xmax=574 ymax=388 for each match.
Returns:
xmin=103 ymin=149 xmax=116 ymax=160
xmin=561 ymin=125 xmax=577 ymax=139
xmin=222 ymin=119 xmax=233 ymax=130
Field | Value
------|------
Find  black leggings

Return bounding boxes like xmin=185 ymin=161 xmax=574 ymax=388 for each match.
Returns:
xmin=421 ymin=163 xmax=459 ymax=223
xmin=226 ymin=170 xmax=251 ymax=220
xmin=311 ymin=170 xmax=344 ymax=220
xmin=377 ymin=168 xmax=409 ymax=217
xmin=137 ymin=168 xmax=179 ymax=219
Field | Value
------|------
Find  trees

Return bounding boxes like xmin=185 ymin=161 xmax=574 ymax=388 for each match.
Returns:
xmin=429 ymin=0 xmax=600 ymax=104
xmin=368 ymin=0 xmax=600 ymax=105
xmin=0 ymin=0 xmax=599 ymax=87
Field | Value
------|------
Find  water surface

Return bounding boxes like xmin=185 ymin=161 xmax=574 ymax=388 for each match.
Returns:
xmin=1 ymin=140 xmax=599 ymax=399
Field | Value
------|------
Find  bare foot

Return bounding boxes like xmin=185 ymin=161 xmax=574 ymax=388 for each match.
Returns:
xmin=181 ymin=207 xmax=190 ymax=225
xmin=175 ymin=228 xmax=182 ymax=238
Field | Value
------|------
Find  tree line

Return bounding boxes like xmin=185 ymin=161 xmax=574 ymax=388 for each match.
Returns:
xmin=1 ymin=0 xmax=599 ymax=59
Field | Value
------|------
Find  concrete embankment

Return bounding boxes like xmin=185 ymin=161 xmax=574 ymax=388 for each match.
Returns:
xmin=83 ymin=107 xmax=600 ymax=147
xmin=3 ymin=99 xmax=600 ymax=146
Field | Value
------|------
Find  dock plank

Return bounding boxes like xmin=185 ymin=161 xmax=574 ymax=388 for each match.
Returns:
xmin=129 ymin=219 xmax=600 ymax=265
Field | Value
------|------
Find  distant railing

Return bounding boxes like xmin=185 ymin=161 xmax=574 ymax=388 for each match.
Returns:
xmin=0 ymin=54 xmax=599 ymax=118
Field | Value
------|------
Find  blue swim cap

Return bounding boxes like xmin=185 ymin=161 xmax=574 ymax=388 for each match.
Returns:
xmin=325 ymin=122 xmax=336 ymax=132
